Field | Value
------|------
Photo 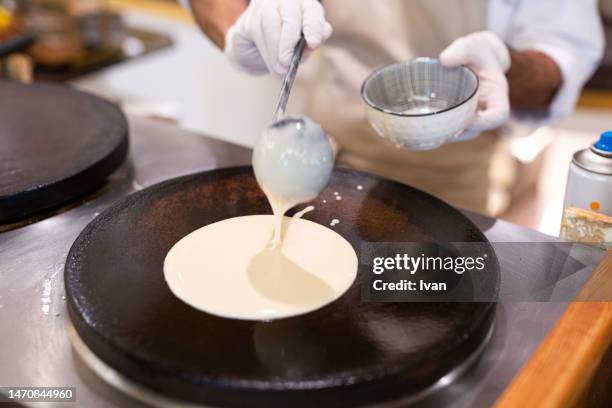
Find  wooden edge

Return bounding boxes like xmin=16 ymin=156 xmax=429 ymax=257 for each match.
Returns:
xmin=576 ymin=248 xmax=612 ymax=301
xmin=494 ymin=249 xmax=612 ymax=408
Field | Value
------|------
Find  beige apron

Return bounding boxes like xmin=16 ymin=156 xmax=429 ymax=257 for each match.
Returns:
xmin=290 ymin=0 xmax=497 ymax=214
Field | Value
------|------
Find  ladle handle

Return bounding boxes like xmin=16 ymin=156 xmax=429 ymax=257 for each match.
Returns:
xmin=272 ymin=36 xmax=307 ymax=122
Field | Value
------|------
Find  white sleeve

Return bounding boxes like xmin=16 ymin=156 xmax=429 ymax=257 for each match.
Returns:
xmin=498 ymin=0 xmax=605 ymax=121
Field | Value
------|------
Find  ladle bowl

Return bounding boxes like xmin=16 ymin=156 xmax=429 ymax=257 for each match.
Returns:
xmin=253 ymin=115 xmax=334 ymax=204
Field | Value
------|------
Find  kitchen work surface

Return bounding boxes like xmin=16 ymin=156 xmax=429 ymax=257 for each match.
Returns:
xmin=0 ymin=115 xmax=605 ymax=407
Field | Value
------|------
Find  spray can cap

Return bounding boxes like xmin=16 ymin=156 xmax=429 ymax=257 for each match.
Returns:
xmin=594 ymin=131 xmax=612 ymax=153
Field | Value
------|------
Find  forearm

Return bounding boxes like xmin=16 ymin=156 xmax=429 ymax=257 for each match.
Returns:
xmin=189 ymin=0 xmax=247 ymax=49
xmin=506 ymin=49 xmax=562 ymax=110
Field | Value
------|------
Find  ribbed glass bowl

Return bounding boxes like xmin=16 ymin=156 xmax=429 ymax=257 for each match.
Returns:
xmin=361 ymin=58 xmax=479 ymax=150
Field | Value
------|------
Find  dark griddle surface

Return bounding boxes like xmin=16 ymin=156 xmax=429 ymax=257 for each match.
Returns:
xmin=0 ymin=80 xmax=128 ymax=222
xmin=65 ymin=167 xmax=498 ymax=407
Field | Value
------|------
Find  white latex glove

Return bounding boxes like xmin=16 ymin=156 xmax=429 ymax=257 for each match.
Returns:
xmin=440 ymin=31 xmax=511 ymax=141
xmin=225 ymin=0 xmax=332 ymax=76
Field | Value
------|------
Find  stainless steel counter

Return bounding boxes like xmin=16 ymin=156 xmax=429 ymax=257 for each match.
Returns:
xmin=0 ymin=116 xmax=604 ymax=407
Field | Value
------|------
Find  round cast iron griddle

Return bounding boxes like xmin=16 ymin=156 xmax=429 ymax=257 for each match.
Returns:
xmin=0 ymin=80 xmax=128 ymax=223
xmin=65 ymin=167 xmax=499 ymax=408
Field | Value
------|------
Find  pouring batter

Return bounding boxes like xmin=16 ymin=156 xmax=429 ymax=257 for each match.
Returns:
xmin=165 ymin=105 xmax=353 ymax=322
xmin=164 ymin=116 xmax=344 ymax=320
xmin=252 ymin=115 xmax=334 ymax=246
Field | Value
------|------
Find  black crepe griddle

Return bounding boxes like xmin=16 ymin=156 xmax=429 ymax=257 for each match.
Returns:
xmin=65 ymin=167 xmax=499 ymax=407
xmin=0 ymin=80 xmax=128 ymax=223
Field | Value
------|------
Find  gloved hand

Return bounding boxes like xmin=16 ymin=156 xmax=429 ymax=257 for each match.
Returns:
xmin=225 ymin=0 xmax=332 ymax=76
xmin=440 ymin=31 xmax=511 ymax=141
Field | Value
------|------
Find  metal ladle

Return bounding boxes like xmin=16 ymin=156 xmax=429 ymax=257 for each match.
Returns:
xmin=272 ymin=36 xmax=308 ymax=123
xmin=253 ymin=35 xmax=334 ymax=209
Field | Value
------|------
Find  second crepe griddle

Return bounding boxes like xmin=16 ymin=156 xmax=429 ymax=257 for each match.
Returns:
xmin=65 ymin=167 xmax=499 ymax=407
xmin=0 ymin=80 xmax=128 ymax=223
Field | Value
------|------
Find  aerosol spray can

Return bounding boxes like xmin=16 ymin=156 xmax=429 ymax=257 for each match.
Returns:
xmin=563 ymin=131 xmax=612 ymax=216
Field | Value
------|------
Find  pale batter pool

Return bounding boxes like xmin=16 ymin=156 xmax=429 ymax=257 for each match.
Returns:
xmin=164 ymin=215 xmax=357 ymax=320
